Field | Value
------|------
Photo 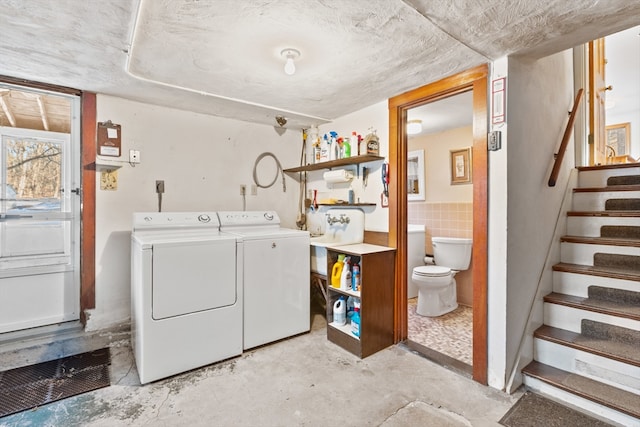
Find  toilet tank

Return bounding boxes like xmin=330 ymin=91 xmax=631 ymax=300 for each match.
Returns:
xmin=432 ymin=237 xmax=472 ymax=270
xmin=407 ymin=224 xmax=426 ymax=299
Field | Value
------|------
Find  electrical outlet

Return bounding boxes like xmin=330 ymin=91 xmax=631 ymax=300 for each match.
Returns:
xmin=129 ymin=149 xmax=141 ymax=163
xmin=156 ymin=180 xmax=165 ymax=194
xmin=240 ymin=184 xmax=246 ymax=195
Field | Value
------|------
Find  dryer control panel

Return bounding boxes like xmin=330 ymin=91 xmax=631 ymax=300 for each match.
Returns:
xmin=218 ymin=210 xmax=280 ymax=227
xmin=132 ymin=212 xmax=220 ymax=230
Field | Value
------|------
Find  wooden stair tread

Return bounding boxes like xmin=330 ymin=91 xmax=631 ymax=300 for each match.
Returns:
xmin=544 ymin=292 xmax=640 ymax=321
xmin=574 ymin=184 xmax=640 ymax=193
xmin=577 ymin=163 xmax=640 ymax=172
xmin=522 ymin=361 xmax=640 ymax=418
xmin=567 ymin=210 xmax=640 ymax=217
xmin=534 ymin=324 xmax=640 ymax=367
xmin=561 ymin=235 xmax=640 ymax=247
xmin=553 ymin=262 xmax=640 ymax=282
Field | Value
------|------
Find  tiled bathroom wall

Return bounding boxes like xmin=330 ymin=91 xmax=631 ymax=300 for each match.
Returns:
xmin=408 ymin=202 xmax=473 ymax=250
xmin=408 ymin=201 xmax=473 ymax=306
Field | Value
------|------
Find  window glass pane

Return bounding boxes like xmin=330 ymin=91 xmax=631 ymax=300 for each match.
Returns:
xmin=4 ymin=136 xmax=62 ymax=212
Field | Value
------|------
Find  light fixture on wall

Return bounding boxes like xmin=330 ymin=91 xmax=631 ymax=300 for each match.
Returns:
xmin=407 ymin=119 xmax=422 ymax=135
xmin=281 ymin=48 xmax=300 ymax=75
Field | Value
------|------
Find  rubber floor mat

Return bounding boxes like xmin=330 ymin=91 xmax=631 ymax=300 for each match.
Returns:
xmin=0 ymin=347 xmax=110 ymax=418
xmin=499 ymin=391 xmax=614 ymax=427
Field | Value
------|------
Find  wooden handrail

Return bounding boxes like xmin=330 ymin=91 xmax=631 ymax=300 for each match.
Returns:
xmin=548 ymin=88 xmax=584 ymax=186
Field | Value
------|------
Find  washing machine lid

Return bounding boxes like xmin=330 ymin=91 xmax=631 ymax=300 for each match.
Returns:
xmin=132 ymin=229 xmax=235 ymax=249
xmin=413 ymin=265 xmax=451 ymax=277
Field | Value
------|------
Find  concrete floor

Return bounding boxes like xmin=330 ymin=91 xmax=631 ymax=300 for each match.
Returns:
xmin=0 ymin=304 xmax=521 ymax=427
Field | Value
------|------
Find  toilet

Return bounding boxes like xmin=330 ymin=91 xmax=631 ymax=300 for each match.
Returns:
xmin=411 ymin=237 xmax=472 ymax=317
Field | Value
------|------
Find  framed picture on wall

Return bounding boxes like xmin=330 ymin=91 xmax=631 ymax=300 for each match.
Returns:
xmin=450 ymin=147 xmax=472 ymax=185
xmin=605 ymin=122 xmax=630 ymax=157
xmin=407 ymin=149 xmax=425 ymax=201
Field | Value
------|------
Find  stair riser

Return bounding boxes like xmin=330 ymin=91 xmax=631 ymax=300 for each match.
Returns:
xmin=560 ymin=242 xmax=640 ymax=266
xmin=567 ymin=217 xmax=640 ymax=237
xmin=523 ymin=375 xmax=640 ymax=426
xmin=578 ymin=168 xmax=640 ymax=188
xmin=534 ymin=338 xmax=640 ymax=394
xmin=573 ymin=191 xmax=640 ymax=211
xmin=544 ymin=303 xmax=640 ymax=334
xmin=553 ymin=271 xmax=640 ymax=298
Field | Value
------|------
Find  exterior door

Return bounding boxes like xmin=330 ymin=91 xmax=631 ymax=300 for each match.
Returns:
xmin=589 ymin=39 xmax=607 ymax=165
xmin=0 ymin=125 xmax=80 ymax=333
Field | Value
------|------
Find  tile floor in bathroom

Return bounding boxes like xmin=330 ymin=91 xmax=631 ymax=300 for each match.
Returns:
xmin=407 ymin=298 xmax=473 ymax=366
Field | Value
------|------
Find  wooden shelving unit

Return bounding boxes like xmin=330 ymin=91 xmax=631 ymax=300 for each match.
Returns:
xmin=325 ymin=243 xmax=395 ymax=358
xmin=283 ymin=154 xmax=384 ymax=173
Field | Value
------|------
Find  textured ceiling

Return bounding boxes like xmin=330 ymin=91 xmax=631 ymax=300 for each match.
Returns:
xmin=0 ymin=0 xmax=639 ymax=131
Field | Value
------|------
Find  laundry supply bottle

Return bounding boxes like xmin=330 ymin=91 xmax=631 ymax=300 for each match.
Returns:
xmin=333 ymin=296 xmax=346 ymax=326
xmin=351 ymin=300 xmax=361 ymax=337
xmin=329 ymin=131 xmax=339 ymax=160
xmin=351 ymin=263 xmax=360 ymax=291
xmin=343 ymin=138 xmax=351 ymax=158
xmin=346 ymin=296 xmax=355 ymax=323
xmin=331 ymin=254 xmax=345 ymax=288
xmin=320 ymin=134 xmax=329 ymax=161
xmin=340 ymin=256 xmax=351 ymax=291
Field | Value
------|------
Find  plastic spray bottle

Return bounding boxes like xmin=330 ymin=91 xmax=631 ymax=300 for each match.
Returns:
xmin=320 ymin=134 xmax=329 ymax=161
xmin=352 ymin=262 xmax=360 ymax=291
xmin=343 ymin=138 xmax=351 ymax=158
xmin=329 ymin=131 xmax=339 ymax=160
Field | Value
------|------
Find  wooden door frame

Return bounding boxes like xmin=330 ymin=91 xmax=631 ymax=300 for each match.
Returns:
xmin=388 ymin=64 xmax=488 ymax=384
xmin=80 ymin=92 xmax=96 ymax=323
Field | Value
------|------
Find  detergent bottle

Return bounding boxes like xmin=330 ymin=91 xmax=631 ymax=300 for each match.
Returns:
xmin=320 ymin=134 xmax=330 ymax=161
xmin=346 ymin=296 xmax=355 ymax=323
xmin=351 ymin=262 xmax=360 ymax=291
xmin=343 ymin=138 xmax=351 ymax=158
xmin=351 ymin=299 xmax=361 ymax=337
xmin=340 ymin=256 xmax=351 ymax=291
xmin=333 ymin=296 xmax=346 ymax=326
xmin=331 ymin=254 xmax=345 ymax=288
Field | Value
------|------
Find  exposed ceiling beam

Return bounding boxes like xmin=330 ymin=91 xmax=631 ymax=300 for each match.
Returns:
xmin=36 ymin=95 xmax=49 ymax=131
xmin=0 ymin=92 xmax=17 ymax=127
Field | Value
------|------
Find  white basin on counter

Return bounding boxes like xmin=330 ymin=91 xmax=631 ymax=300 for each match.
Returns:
xmin=310 ymin=208 xmax=364 ymax=275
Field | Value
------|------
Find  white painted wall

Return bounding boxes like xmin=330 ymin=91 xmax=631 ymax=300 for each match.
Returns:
xmin=408 ymin=126 xmax=474 ymax=202
xmin=501 ymin=50 xmax=576 ymax=391
xmin=86 ymin=95 xmax=302 ymax=330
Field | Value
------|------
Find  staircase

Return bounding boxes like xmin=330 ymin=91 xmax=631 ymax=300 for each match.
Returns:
xmin=522 ymin=163 xmax=640 ymax=426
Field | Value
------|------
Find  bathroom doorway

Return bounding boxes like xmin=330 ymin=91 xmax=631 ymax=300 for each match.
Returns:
xmin=405 ymin=91 xmax=474 ymax=374
xmin=388 ymin=64 xmax=488 ymax=384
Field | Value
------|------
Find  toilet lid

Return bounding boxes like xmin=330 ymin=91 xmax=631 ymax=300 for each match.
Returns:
xmin=413 ymin=265 xmax=451 ymax=277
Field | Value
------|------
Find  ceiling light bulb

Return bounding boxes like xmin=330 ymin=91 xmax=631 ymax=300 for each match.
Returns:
xmin=284 ymin=57 xmax=295 ymax=75
xmin=281 ymin=48 xmax=300 ymax=76
xmin=407 ymin=119 xmax=422 ymax=135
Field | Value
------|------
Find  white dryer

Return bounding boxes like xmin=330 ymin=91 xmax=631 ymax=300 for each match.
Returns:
xmin=218 ymin=211 xmax=310 ymax=350
xmin=131 ymin=212 xmax=242 ymax=384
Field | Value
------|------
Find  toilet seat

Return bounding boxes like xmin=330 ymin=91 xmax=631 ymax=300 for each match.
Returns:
xmin=413 ymin=265 xmax=451 ymax=277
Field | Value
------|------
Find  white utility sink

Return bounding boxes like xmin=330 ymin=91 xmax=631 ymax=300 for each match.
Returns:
xmin=310 ymin=208 xmax=364 ymax=275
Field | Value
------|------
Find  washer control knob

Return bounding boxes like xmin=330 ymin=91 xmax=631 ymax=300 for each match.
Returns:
xmin=198 ymin=214 xmax=211 ymax=223
xmin=264 ymin=212 xmax=274 ymax=221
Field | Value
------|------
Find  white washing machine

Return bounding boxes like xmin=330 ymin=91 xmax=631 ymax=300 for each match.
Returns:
xmin=218 ymin=211 xmax=310 ymax=350
xmin=131 ymin=212 xmax=242 ymax=384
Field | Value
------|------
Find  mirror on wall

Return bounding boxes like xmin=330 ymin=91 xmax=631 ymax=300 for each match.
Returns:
xmin=407 ymin=149 xmax=425 ymax=201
